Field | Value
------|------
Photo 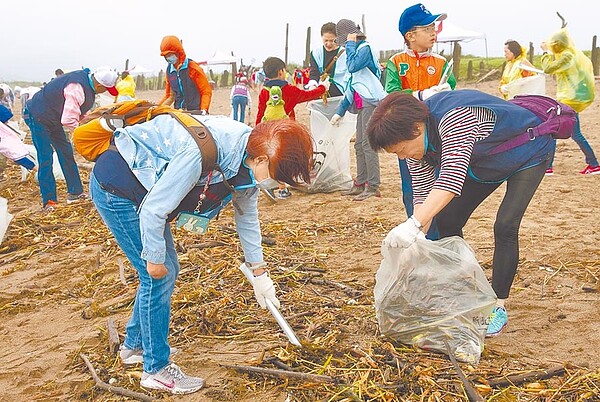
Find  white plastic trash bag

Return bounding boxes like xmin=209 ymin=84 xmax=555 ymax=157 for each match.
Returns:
xmin=305 ymin=97 xmax=356 ymax=193
xmin=505 ymin=75 xmax=546 ymax=100
xmin=20 ymin=144 xmax=65 ymax=183
xmin=0 ymin=197 xmax=13 ymax=245
xmin=374 ymin=236 xmax=497 ymax=364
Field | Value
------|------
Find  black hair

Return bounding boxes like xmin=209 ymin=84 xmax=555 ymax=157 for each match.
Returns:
xmin=321 ymin=22 xmax=337 ymax=36
xmin=504 ymin=40 xmax=522 ymax=57
xmin=263 ymin=57 xmax=286 ymax=79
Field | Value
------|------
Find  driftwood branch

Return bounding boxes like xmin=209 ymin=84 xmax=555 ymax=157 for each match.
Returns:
xmin=107 ymin=318 xmax=120 ymax=355
xmin=556 ymin=11 xmax=567 ymax=28
xmin=443 ymin=340 xmax=484 ymax=402
xmin=222 ymin=363 xmax=339 ymax=384
xmin=79 ymin=353 xmax=154 ymax=401
xmin=487 ymin=365 xmax=566 ymax=388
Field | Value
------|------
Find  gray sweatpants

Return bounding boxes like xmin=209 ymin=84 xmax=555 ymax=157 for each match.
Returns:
xmin=353 ymin=104 xmax=380 ymax=189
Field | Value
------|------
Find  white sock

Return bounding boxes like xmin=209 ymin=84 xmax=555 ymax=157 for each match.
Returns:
xmin=496 ymin=298 xmax=506 ymax=308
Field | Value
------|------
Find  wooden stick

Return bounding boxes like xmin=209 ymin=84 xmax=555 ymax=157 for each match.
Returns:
xmin=443 ymin=339 xmax=484 ymax=402
xmin=222 ymin=363 xmax=338 ymax=384
xmin=79 ymin=353 xmax=155 ymax=402
xmin=487 ymin=365 xmax=566 ymax=388
xmin=107 ymin=318 xmax=120 ymax=355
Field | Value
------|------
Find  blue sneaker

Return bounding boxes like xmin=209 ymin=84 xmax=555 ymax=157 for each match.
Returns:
xmin=486 ymin=306 xmax=508 ymax=337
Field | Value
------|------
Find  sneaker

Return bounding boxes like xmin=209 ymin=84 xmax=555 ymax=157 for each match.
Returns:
xmin=140 ymin=362 xmax=205 ymax=394
xmin=276 ymin=188 xmax=291 ymax=199
xmin=119 ymin=346 xmax=179 ymax=365
xmin=486 ymin=306 xmax=508 ymax=337
xmin=42 ymin=200 xmax=58 ymax=212
xmin=545 ymin=167 xmax=554 ymax=176
xmin=580 ymin=165 xmax=600 ymax=175
xmin=341 ymin=184 xmax=365 ymax=196
xmin=352 ymin=188 xmax=381 ymax=201
xmin=66 ymin=192 xmax=90 ymax=204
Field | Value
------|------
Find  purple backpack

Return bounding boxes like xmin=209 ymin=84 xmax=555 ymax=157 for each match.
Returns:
xmin=488 ymin=94 xmax=577 ymax=155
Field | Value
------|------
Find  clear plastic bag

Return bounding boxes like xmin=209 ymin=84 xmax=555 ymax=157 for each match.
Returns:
xmin=374 ymin=236 xmax=497 ymax=364
xmin=0 ymin=197 xmax=13 ymax=245
xmin=304 ymin=97 xmax=356 ymax=193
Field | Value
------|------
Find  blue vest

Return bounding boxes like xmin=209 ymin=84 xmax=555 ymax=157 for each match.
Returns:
xmin=26 ymin=70 xmax=96 ymax=129
xmin=166 ymin=58 xmax=201 ymax=110
xmin=424 ymin=90 xmax=553 ymax=183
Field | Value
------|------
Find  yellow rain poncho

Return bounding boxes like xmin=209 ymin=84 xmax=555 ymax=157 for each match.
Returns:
xmin=541 ymin=29 xmax=595 ymax=112
xmin=499 ymin=45 xmax=537 ymax=99
xmin=116 ymin=74 xmax=136 ymax=100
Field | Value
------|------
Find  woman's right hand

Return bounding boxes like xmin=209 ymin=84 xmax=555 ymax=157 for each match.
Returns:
xmin=147 ymin=262 xmax=168 ymax=279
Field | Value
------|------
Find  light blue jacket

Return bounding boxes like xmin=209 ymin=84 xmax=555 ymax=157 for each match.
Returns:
xmin=335 ymin=40 xmax=387 ymax=116
xmin=113 ymin=114 xmax=264 ymax=265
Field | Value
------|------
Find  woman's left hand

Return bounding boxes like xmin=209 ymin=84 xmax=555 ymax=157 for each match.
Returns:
xmin=147 ymin=262 xmax=168 ymax=279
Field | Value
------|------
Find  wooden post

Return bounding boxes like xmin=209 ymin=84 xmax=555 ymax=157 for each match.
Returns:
xmin=479 ymin=60 xmax=485 ymax=77
xmin=304 ymin=26 xmax=311 ymax=68
xmin=125 ymin=59 xmax=129 ymax=71
xmin=528 ymin=42 xmax=534 ymax=64
xmin=285 ymin=23 xmax=289 ymax=65
xmin=467 ymin=60 xmax=473 ymax=80
xmin=157 ymin=70 xmax=164 ymax=90
xmin=452 ymin=42 xmax=461 ymax=80
xmin=592 ymin=35 xmax=599 ymax=76
xmin=361 ymin=14 xmax=367 ymax=35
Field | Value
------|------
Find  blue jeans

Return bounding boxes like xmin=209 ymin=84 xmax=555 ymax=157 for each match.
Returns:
xmin=232 ymin=96 xmax=248 ymax=122
xmin=23 ymin=110 xmax=83 ymax=205
xmin=548 ymin=113 xmax=599 ymax=168
xmin=398 ymin=159 xmax=439 ymax=240
xmin=90 ymin=173 xmax=179 ymax=374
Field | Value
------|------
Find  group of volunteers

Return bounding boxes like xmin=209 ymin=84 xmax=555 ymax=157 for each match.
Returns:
xmin=0 ymin=2 xmax=597 ymax=395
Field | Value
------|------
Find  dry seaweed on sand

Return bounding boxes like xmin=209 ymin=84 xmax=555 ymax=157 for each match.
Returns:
xmin=1 ymin=163 xmax=600 ymax=401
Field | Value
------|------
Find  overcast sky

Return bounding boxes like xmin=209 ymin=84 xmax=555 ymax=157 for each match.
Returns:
xmin=2 ymin=0 xmax=598 ymax=82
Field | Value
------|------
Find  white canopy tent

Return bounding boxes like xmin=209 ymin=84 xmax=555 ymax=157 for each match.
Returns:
xmin=128 ymin=64 xmax=154 ymax=76
xmin=436 ymin=21 xmax=488 ymax=58
xmin=200 ymin=51 xmax=242 ymax=67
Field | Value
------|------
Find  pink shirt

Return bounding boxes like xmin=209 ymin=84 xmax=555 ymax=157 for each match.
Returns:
xmin=61 ymin=83 xmax=86 ymax=129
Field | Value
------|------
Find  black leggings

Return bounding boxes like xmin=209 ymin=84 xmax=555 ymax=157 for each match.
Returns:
xmin=436 ymin=163 xmax=547 ymax=299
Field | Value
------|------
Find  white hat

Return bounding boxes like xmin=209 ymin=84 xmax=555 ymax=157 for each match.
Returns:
xmin=93 ymin=66 xmax=119 ymax=96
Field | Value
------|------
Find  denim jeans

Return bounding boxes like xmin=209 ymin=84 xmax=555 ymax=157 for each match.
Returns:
xmin=548 ymin=113 xmax=599 ymax=168
xmin=90 ymin=173 xmax=178 ymax=374
xmin=232 ymin=95 xmax=248 ymax=122
xmin=23 ymin=110 xmax=83 ymax=205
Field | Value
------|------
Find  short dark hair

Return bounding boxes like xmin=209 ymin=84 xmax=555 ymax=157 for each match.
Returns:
xmin=55 ymin=68 xmax=64 ymax=76
xmin=504 ymin=40 xmax=522 ymax=57
xmin=263 ymin=57 xmax=286 ymax=79
xmin=321 ymin=22 xmax=336 ymax=36
xmin=367 ymin=92 xmax=430 ymax=151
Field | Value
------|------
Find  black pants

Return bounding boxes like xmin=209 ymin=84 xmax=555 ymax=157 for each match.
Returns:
xmin=436 ymin=163 xmax=547 ymax=299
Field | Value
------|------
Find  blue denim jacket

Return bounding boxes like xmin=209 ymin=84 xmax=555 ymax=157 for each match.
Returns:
xmin=113 ymin=114 xmax=263 ymax=264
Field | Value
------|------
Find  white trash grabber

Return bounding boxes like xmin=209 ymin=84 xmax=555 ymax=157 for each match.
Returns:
xmin=239 ymin=263 xmax=302 ymax=347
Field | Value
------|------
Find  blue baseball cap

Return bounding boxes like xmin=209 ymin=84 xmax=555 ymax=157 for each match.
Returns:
xmin=399 ymin=3 xmax=447 ymax=36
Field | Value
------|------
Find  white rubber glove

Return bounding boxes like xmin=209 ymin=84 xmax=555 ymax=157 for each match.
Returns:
xmin=199 ymin=110 xmax=208 ymax=116
xmin=306 ymin=79 xmax=318 ymax=90
xmin=416 ymin=83 xmax=452 ymax=101
xmin=330 ymin=114 xmax=342 ymax=126
xmin=318 ymin=78 xmax=331 ymax=91
xmin=499 ymin=84 xmax=508 ymax=95
xmin=383 ymin=216 xmax=423 ymax=248
xmin=251 ymin=272 xmax=280 ymax=309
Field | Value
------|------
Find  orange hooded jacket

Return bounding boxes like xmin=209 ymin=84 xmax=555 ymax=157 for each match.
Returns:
xmin=159 ymin=35 xmax=212 ymax=112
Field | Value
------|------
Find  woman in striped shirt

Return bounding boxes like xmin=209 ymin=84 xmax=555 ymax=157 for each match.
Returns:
xmin=367 ymin=90 xmax=554 ymax=337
